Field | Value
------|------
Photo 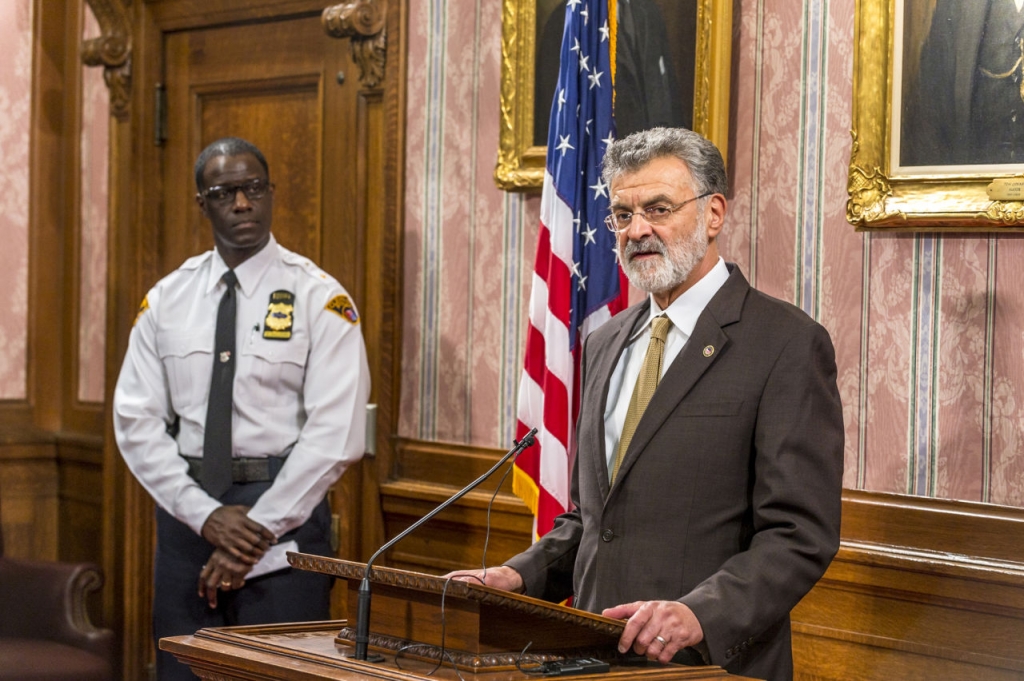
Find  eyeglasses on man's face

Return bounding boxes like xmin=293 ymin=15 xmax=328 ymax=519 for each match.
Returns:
xmin=603 ymin=191 xmax=714 ymax=233
xmin=200 ymin=178 xmax=274 ymax=204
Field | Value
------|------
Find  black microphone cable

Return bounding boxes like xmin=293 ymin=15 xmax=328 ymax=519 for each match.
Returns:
xmin=391 ymin=431 xmax=534 ymax=676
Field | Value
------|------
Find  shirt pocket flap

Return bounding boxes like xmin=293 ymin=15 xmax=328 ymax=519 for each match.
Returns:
xmin=242 ymin=340 xmax=309 ymax=366
xmin=157 ymin=331 xmax=212 ymax=359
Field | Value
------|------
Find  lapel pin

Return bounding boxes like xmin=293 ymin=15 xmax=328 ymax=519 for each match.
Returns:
xmin=702 ymin=345 xmax=714 ymax=358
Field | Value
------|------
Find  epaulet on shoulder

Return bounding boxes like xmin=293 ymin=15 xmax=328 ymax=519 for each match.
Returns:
xmin=179 ymin=251 xmax=212 ymax=272
xmin=153 ymin=251 xmax=211 ymax=290
xmin=279 ymin=248 xmax=336 ymax=286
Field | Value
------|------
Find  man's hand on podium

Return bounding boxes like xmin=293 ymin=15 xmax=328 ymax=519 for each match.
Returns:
xmin=446 ymin=565 xmax=525 ymax=594
xmin=602 ymin=600 xmax=704 ymax=665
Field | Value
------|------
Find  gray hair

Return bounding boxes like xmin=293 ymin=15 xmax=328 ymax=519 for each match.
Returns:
xmin=194 ymin=137 xmax=270 ymax=191
xmin=601 ymin=127 xmax=728 ymax=196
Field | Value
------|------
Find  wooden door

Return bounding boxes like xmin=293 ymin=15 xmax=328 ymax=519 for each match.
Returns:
xmin=160 ymin=15 xmax=362 ymax=298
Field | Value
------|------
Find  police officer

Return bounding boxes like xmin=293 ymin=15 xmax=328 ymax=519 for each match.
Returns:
xmin=114 ymin=137 xmax=370 ymax=680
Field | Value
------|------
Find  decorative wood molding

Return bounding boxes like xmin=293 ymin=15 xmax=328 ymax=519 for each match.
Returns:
xmin=81 ymin=0 xmax=132 ymax=120
xmin=166 ymin=620 xmax=735 ymax=679
xmin=335 ymin=628 xmax=615 ymax=670
xmin=322 ymin=1 xmax=387 ymax=89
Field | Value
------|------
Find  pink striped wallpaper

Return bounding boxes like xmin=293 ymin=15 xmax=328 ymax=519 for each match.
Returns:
xmin=400 ymin=0 xmax=1024 ymax=508
xmin=0 ymin=0 xmax=32 ymax=400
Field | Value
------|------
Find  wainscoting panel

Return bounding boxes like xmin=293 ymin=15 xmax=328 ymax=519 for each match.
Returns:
xmin=793 ymin=491 xmax=1024 ymax=679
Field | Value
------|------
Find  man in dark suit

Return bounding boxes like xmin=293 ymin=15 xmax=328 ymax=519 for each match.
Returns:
xmin=903 ymin=0 xmax=1024 ymax=165
xmin=457 ymin=127 xmax=843 ymax=680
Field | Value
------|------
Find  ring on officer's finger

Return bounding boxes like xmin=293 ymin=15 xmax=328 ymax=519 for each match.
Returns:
xmin=655 ymin=635 xmax=667 ymax=645
xmin=221 ymin=580 xmax=231 ymax=588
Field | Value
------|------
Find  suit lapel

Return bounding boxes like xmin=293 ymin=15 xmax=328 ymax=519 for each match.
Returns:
xmin=606 ymin=266 xmax=750 ymax=499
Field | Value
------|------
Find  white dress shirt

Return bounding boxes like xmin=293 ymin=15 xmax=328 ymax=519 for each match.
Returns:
xmin=603 ymin=258 xmax=729 ymax=476
xmin=114 ymin=235 xmax=370 ymax=572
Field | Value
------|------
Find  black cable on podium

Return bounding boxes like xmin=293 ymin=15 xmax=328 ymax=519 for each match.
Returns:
xmin=352 ymin=427 xmax=538 ymax=662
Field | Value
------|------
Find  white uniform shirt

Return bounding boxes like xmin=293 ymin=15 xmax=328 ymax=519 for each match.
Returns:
xmin=114 ymin=235 xmax=370 ymax=564
xmin=603 ymin=258 xmax=729 ymax=475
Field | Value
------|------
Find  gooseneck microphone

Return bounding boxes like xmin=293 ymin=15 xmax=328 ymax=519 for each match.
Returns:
xmin=353 ymin=428 xmax=538 ymax=662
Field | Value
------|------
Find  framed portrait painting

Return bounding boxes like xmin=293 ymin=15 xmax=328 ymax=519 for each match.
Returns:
xmin=850 ymin=0 xmax=1024 ymax=230
xmin=495 ymin=0 xmax=733 ymax=191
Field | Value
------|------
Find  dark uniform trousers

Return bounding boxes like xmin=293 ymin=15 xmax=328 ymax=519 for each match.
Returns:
xmin=153 ymin=469 xmax=332 ymax=681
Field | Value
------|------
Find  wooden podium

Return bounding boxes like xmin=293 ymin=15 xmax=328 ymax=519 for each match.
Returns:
xmin=161 ymin=554 xmax=755 ymax=680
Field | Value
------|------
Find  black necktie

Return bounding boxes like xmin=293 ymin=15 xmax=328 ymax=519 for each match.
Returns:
xmin=202 ymin=270 xmax=238 ymax=498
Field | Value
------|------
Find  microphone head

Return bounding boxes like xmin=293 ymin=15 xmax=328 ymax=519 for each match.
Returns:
xmin=518 ymin=427 xmax=538 ymax=449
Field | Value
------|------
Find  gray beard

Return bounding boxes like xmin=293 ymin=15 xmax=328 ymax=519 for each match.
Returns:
xmin=618 ymin=215 xmax=709 ymax=296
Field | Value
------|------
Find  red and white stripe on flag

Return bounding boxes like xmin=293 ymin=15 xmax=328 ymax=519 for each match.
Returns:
xmin=512 ymin=0 xmax=627 ymax=539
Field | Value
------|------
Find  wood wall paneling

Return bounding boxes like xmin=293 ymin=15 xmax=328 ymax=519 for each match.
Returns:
xmin=57 ymin=437 xmax=105 ymax=564
xmin=361 ymin=0 xmax=408 ymax=570
xmin=792 ymin=491 xmax=1024 ymax=679
xmin=0 ymin=441 xmax=59 ymax=560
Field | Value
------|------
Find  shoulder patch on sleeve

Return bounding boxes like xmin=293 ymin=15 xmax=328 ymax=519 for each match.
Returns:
xmin=133 ymin=295 xmax=149 ymax=326
xmin=325 ymin=294 xmax=359 ymax=324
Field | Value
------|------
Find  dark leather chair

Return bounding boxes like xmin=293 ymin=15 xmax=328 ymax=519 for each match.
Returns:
xmin=0 ymin=516 xmax=115 ymax=680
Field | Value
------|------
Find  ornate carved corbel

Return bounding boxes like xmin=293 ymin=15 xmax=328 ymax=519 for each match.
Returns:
xmin=81 ymin=0 xmax=132 ymax=120
xmin=322 ymin=0 xmax=387 ymax=89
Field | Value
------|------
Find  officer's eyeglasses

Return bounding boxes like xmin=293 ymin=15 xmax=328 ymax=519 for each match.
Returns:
xmin=603 ymin=191 xmax=714 ymax=233
xmin=201 ymin=179 xmax=273 ymax=204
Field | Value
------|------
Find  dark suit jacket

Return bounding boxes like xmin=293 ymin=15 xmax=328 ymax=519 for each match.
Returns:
xmin=505 ymin=265 xmax=844 ymax=681
xmin=903 ymin=1 xmax=988 ymax=165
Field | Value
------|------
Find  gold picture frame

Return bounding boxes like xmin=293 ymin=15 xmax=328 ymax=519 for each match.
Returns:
xmin=849 ymin=0 xmax=1024 ymax=231
xmin=495 ymin=0 xmax=733 ymax=192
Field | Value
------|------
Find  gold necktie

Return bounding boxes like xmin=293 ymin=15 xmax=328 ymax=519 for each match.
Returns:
xmin=610 ymin=316 xmax=671 ymax=483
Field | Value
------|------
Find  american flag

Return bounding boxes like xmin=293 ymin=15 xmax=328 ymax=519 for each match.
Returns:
xmin=513 ymin=0 xmax=629 ymax=538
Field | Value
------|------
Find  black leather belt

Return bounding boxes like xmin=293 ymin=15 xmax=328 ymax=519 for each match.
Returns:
xmin=184 ymin=456 xmax=286 ymax=484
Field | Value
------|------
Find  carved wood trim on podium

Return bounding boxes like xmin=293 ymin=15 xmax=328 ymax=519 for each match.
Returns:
xmin=323 ymin=0 xmax=387 ymax=88
xmin=81 ymin=0 xmax=132 ymax=119
xmin=162 ymin=620 xmax=745 ymax=680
